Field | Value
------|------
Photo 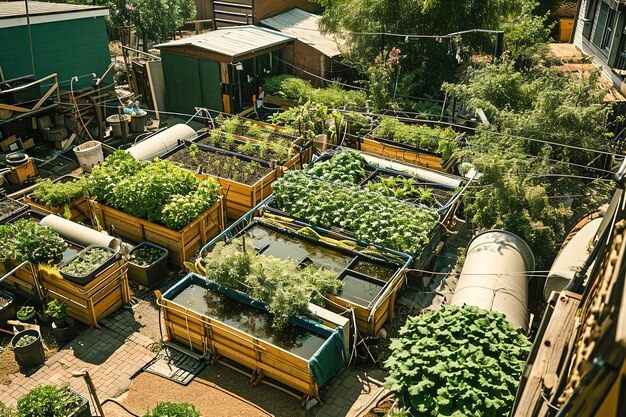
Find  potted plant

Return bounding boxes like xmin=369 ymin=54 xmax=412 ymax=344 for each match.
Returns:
xmin=10 ymin=329 xmax=45 ymax=369
xmin=59 ymin=245 xmax=117 ymax=285
xmin=128 ymin=242 xmax=169 ymax=288
xmin=16 ymin=305 xmax=36 ymax=323
xmin=45 ymin=299 xmax=75 ymax=344
xmin=16 ymin=384 xmax=90 ymax=417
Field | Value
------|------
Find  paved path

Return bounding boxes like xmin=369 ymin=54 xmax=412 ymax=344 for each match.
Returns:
xmin=0 ymin=310 xmax=155 ymax=414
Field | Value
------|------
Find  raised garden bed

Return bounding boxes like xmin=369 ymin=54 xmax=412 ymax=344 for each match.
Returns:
xmin=165 ymin=143 xmax=281 ymax=220
xmin=358 ymin=136 xmax=457 ymax=172
xmin=23 ymin=175 xmax=89 ymax=223
xmin=0 ymin=197 xmax=28 ymax=224
xmin=88 ymin=151 xmax=225 ymax=267
xmin=39 ymin=255 xmax=130 ymax=327
xmin=158 ymin=273 xmax=348 ymax=402
xmin=199 ymin=217 xmax=412 ymax=336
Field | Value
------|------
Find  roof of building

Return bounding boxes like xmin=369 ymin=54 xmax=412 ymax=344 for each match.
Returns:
xmin=260 ymin=8 xmax=341 ymax=58
xmin=156 ymin=26 xmax=295 ymax=61
xmin=0 ymin=1 xmax=108 ymax=28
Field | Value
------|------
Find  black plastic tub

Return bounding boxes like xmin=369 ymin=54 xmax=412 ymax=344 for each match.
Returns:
xmin=0 ymin=197 xmax=28 ymax=224
xmin=127 ymin=242 xmax=169 ymax=288
xmin=11 ymin=329 xmax=45 ymax=369
xmin=0 ymin=290 xmax=15 ymax=327
xmin=59 ymin=245 xmax=118 ymax=285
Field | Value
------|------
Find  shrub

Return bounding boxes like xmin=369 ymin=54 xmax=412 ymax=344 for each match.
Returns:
xmin=0 ymin=401 xmax=15 ymax=417
xmin=0 ymin=220 xmax=66 ymax=264
xmin=143 ymin=402 xmax=201 ymax=417
xmin=16 ymin=385 xmax=84 ymax=417
xmin=31 ymin=177 xmax=86 ymax=208
xmin=385 ymin=306 xmax=531 ymax=417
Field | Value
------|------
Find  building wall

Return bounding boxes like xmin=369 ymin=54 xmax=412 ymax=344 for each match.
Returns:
xmin=284 ymin=40 xmax=329 ymax=88
xmin=161 ymin=50 xmax=223 ymax=115
xmin=0 ymin=16 xmax=111 ymax=89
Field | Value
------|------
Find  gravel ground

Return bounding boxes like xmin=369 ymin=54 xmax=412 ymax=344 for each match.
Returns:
xmin=0 ymin=325 xmax=60 ymax=385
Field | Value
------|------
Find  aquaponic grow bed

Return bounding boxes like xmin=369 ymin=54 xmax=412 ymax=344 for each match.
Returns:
xmin=158 ymin=273 xmax=348 ymax=403
xmin=199 ymin=212 xmax=413 ymax=336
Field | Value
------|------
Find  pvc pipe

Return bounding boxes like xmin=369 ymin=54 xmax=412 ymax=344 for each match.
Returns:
xmin=544 ymin=217 xmax=602 ymax=301
xmin=40 ymin=215 xmax=121 ymax=250
xmin=359 ymin=153 xmax=463 ymax=188
xmin=451 ymin=230 xmax=534 ymax=331
xmin=127 ymin=124 xmax=197 ymax=161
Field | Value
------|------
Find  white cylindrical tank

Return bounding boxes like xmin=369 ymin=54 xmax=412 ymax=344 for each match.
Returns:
xmin=40 ymin=215 xmax=121 ymax=250
xmin=544 ymin=217 xmax=602 ymax=301
xmin=451 ymin=230 xmax=534 ymax=331
xmin=127 ymin=124 xmax=197 ymax=161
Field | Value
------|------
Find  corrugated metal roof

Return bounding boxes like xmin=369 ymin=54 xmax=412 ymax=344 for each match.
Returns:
xmin=0 ymin=1 xmax=108 ymax=19
xmin=260 ymin=8 xmax=341 ymax=58
xmin=155 ymin=26 xmax=295 ymax=60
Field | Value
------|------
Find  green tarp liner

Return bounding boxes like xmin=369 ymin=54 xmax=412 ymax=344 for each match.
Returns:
xmin=163 ymin=273 xmax=348 ymax=388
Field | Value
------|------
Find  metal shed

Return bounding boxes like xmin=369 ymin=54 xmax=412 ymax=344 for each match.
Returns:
xmin=0 ymin=1 xmax=110 ymax=88
xmin=156 ymin=26 xmax=295 ymax=115
xmin=260 ymin=8 xmax=343 ymax=87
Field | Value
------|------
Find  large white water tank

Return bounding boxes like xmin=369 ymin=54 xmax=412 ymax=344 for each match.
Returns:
xmin=127 ymin=124 xmax=196 ymax=161
xmin=544 ymin=217 xmax=602 ymax=301
xmin=451 ymin=230 xmax=534 ymax=331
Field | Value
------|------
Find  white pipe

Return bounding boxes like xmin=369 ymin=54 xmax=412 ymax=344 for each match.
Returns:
xmin=451 ymin=230 xmax=534 ymax=331
xmin=127 ymin=124 xmax=197 ymax=161
xmin=40 ymin=215 xmax=121 ymax=250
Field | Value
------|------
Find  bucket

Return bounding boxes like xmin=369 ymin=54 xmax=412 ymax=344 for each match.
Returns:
xmin=6 ymin=151 xmax=28 ymax=167
xmin=73 ymin=141 xmax=104 ymax=173
xmin=11 ymin=329 xmax=45 ymax=369
xmin=106 ymin=114 xmax=130 ymax=137
xmin=129 ymin=111 xmax=148 ymax=133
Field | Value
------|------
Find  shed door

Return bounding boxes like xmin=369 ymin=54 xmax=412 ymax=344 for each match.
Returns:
xmin=198 ymin=60 xmax=223 ymax=112
xmin=162 ymin=52 xmax=203 ymax=115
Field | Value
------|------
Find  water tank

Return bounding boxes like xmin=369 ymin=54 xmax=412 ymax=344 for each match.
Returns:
xmin=127 ymin=124 xmax=196 ymax=161
xmin=451 ymin=230 xmax=534 ymax=331
xmin=40 ymin=215 xmax=121 ymax=250
xmin=544 ymin=217 xmax=602 ymax=301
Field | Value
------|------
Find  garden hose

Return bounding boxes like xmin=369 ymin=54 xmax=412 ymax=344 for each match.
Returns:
xmin=100 ymin=398 xmax=140 ymax=417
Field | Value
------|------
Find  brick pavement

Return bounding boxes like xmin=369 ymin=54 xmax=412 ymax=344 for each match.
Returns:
xmin=0 ymin=310 xmax=155 ymax=414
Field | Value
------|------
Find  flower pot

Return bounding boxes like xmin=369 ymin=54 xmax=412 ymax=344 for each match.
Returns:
xmin=129 ymin=111 xmax=148 ymax=133
xmin=73 ymin=140 xmax=104 ymax=174
xmin=6 ymin=151 xmax=28 ymax=167
xmin=0 ymin=290 xmax=16 ymax=327
xmin=11 ymin=329 xmax=45 ymax=369
xmin=106 ymin=114 xmax=130 ymax=137
xmin=68 ymin=388 xmax=91 ymax=417
xmin=128 ymin=242 xmax=169 ymax=288
xmin=52 ymin=316 xmax=76 ymax=345
xmin=59 ymin=244 xmax=118 ymax=285
xmin=17 ymin=307 xmax=37 ymax=323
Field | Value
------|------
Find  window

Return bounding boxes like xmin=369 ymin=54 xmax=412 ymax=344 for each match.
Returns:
xmin=614 ymin=23 xmax=626 ymax=71
xmin=591 ymin=1 xmax=617 ymax=53
xmin=583 ymin=0 xmax=598 ymax=39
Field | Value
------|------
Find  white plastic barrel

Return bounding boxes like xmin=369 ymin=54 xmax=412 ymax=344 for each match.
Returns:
xmin=127 ymin=124 xmax=196 ymax=161
xmin=451 ymin=230 xmax=534 ymax=331
xmin=73 ymin=141 xmax=104 ymax=173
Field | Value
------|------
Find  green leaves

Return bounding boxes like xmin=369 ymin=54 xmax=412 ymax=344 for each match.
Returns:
xmin=384 ymin=306 xmax=531 ymax=417
xmin=16 ymin=385 xmax=83 ymax=417
xmin=272 ymin=171 xmax=438 ymax=253
xmin=0 ymin=220 xmax=66 ymax=264
xmin=373 ymin=117 xmax=459 ymax=156
xmin=310 ymin=151 xmax=368 ymax=184
xmin=31 ymin=177 xmax=86 ymax=208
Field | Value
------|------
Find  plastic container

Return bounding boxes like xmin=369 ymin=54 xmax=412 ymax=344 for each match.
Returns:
xmin=127 ymin=242 xmax=169 ymax=288
xmin=11 ymin=329 xmax=45 ymax=369
xmin=129 ymin=111 xmax=148 ymax=133
xmin=73 ymin=141 xmax=104 ymax=173
xmin=67 ymin=389 xmax=91 ymax=417
xmin=59 ymin=245 xmax=118 ymax=285
xmin=0 ymin=290 xmax=15 ymax=327
xmin=106 ymin=114 xmax=130 ymax=137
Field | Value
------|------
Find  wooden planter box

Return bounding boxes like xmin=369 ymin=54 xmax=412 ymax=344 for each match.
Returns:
xmin=39 ymin=258 xmax=130 ymax=327
xmin=88 ymin=198 xmax=225 ymax=267
xmin=358 ymin=136 xmax=456 ymax=173
xmin=158 ymin=274 xmax=347 ymax=402
xmin=23 ymin=195 xmax=89 ymax=223
xmin=0 ymin=259 xmax=39 ymax=297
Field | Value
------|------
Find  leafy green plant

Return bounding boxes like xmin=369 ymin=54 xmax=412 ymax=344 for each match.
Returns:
xmin=45 ymin=299 xmax=67 ymax=320
xmin=0 ymin=401 xmax=16 ymax=417
xmin=0 ymin=220 xmax=66 ymax=264
xmin=129 ymin=245 xmax=166 ymax=266
xmin=31 ymin=177 xmax=86 ymax=208
xmin=310 ymin=151 xmax=368 ymax=184
xmin=372 ymin=117 xmax=459 ymax=156
xmin=16 ymin=306 xmax=35 ymax=319
xmin=367 ymin=176 xmax=436 ymax=205
xmin=272 ymin=171 xmax=438 ymax=253
xmin=202 ymin=239 xmax=342 ymax=329
xmin=188 ymin=144 xmax=200 ymax=164
xmin=61 ymin=247 xmax=112 ymax=277
xmin=143 ymin=402 xmax=201 ymax=417
xmin=385 ymin=306 xmax=531 ymax=417
xmin=89 ymin=151 xmax=143 ymax=206
xmin=16 ymin=385 xmax=84 ymax=417
xmin=14 ymin=334 xmax=37 ymax=348
xmin=264 ymin=75 xmax=367 ymax=110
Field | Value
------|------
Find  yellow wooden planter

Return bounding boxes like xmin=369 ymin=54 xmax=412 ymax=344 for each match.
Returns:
xmin=359 ymin=136 xmax=456 ymax=173
xmin=39 ymin=259 xmax=130 ymax=327
xmin=88 ymin=197 xmax=225 ymax=267
xmin=23 ymin=195 xmax=90 ymax=223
